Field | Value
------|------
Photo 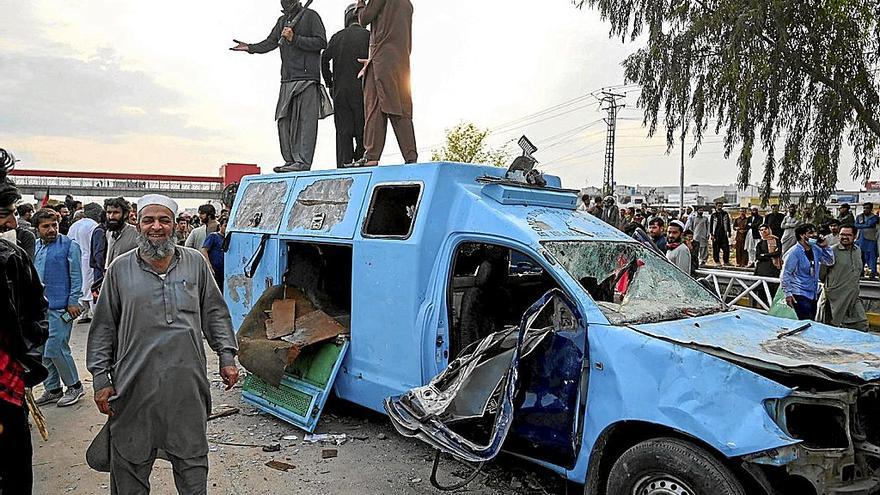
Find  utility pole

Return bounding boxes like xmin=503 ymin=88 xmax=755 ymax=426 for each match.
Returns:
xmin=680 ymin=131 xmax=685 ymax=217
xmin=598 ymin=91 xmax=626 ymax=196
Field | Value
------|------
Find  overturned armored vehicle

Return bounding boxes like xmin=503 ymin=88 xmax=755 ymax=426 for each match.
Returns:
xmin=225 ymin=162 xmax=880 ymax=495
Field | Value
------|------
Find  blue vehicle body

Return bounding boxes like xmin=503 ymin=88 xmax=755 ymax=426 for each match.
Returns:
xmin=226 ymin=163 xmax=880 ymax=493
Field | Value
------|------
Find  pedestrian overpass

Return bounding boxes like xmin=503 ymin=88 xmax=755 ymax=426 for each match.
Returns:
xmin=9 ymin=163 xmax=260 ymax=201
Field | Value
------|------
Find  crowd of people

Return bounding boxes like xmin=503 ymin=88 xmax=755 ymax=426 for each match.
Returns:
xmin=0 ymin=171 xmax=238 ymax=493
xmin=582 ymin=195 xmax=878 ymax=331
xmin=5 ymin=195 xmax=232 ymax=410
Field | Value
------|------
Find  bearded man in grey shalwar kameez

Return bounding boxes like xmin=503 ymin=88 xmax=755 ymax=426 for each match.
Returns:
xmin=87 ymin=194 xmax=239 ymax=494
xmin=817 ymin=225 xmax=870 ymax=331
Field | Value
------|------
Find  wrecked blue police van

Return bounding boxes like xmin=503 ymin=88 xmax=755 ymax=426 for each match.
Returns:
xmin=225 ymin=161 xmax=880 ymax=495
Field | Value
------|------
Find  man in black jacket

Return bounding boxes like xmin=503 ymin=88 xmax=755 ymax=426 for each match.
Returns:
xmin=0 ymin=176 xmax=48 ymax=495
xmin=322 ymin=5 xmax=371 ymax=167
xmin=709 ymin=202 xmax=732 ymax=266
xmin=232 ymin=0 xmax=328 ymax=172
xmin=763 ymin=203 xmax=785 ymax=239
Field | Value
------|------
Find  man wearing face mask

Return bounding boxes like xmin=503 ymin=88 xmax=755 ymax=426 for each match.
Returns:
xmin=31 ymin=208 xmax=85 ymax=407
xmin=781 ymin=223 xmax=835 ymax=321
xmin=231 ymin=1 xmax=328 ymax=172
xmin=104 ymin=197 xmax=138 ymax=267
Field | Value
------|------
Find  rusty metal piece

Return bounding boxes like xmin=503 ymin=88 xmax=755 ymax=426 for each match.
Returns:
xmin=281 ymin=310 xmax=349 ymax=363
xmin=265 ymin=460 xmax=296 ymax=472
xmin=265 ymin=299 xmax=296 ymax=340
xmin=208 ymin=406 xmax=240 ymax=421
xmin=321 ymin=449 xmax=338 ymax=459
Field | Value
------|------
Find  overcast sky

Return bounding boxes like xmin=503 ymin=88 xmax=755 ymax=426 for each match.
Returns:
xmin=0 ymin=0 xmax=867 ymax=193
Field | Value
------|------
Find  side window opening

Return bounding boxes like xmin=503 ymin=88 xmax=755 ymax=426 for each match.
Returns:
xmin=447 ymin=242 xmax=561 ymax=358
xmin=363 ymin=184 xmax=421 ymax=238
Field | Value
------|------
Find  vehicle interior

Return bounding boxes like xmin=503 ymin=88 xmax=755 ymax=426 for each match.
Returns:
xmin=446 ymin=242 xmax=561 ymax=359
xmin=284 ymin=241 xmax=353 ymax=327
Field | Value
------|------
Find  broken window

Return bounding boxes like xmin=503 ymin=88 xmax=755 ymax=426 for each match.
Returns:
xmin=232 ymin=180 xmax=289 ymax=231
xmin=362 ymin=183 xmax=421 ymax=238
xmin=447 ymin=243 xmax=560 ymax=358
xmin=287 ymin=178 xmax=354 ymax=232
xmin=543 ymin=240 xmax=726 ymax=325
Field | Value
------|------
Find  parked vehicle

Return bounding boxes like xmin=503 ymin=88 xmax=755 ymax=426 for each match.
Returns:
xmin=225 ymin=162 xmax=880 ymax=495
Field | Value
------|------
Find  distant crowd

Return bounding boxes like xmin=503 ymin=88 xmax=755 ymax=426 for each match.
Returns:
xmin=582 ymin=195 xmax=876 ymax=331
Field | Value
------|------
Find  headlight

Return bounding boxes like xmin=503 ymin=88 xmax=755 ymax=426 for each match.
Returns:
xmin=767 ymin=392 xmax=852 ymax=450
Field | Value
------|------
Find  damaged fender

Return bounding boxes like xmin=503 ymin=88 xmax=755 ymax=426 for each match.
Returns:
xmin=571 ymin=323 xmax=799 ymax=483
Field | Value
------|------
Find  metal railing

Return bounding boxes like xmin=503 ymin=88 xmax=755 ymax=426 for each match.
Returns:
xmin=696 ymin=268 xmax=780 ymax=312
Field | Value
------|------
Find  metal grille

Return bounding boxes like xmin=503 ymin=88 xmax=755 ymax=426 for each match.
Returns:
xmin=243 ymin=374 xmax=313 ymax=417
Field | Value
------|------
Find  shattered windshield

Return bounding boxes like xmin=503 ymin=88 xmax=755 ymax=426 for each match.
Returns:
xmin=543 ymin=241 xmax=726 ymax=325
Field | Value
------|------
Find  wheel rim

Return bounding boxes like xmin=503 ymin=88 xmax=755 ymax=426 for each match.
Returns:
xmin=632 ymin=474 xmax=696 ymax=495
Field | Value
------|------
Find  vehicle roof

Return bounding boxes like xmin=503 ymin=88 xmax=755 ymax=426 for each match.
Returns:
xmin=231 ymin=161 xmax=633 ymax=245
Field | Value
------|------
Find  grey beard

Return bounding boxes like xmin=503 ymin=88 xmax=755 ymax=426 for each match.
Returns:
xmin=137 ymin=231 xmax=177 ymax=260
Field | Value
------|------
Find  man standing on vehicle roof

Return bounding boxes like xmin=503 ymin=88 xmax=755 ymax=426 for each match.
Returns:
xmin=231 ymin=0 xmax=327 ymax=172
xmin=351 ymin=0 xmax=417 ymax=166
xmin=817 ymin=225 xmax=869 ymax=331
xmin=87 ymin=194 xmax=238 ymax=494
xmin=855 ymin=202 xmax=879 ymax=279
xmin=781 ymin=223 xmax=835 ymax=321
xmin=322 ymin=4 xmax=371 ymax=167
xmin=665 ymin=220 xmax=691 ymax=274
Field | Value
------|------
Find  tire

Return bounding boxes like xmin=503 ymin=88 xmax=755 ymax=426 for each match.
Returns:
xmin=605 ymin=437 xmax=746 ymax=495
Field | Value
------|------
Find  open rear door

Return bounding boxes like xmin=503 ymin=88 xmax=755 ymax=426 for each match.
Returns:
xmin=243 ymin=337 xmax=350 ymax=432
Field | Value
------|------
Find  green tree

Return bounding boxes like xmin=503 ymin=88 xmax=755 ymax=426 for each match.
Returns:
xmin=431 ymin=122 xmax=512 ymax=167
xmin=576 ymin=0 xmax=880 ymax=204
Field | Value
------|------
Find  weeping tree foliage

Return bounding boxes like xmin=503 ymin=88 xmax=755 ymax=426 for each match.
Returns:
xmin=575 ymin=0 xmax=880 ymax=204
xmin=431 ymin=122 xmax=512 ymax=167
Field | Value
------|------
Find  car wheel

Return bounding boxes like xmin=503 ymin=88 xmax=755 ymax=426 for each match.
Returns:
xmin=605 ymin=437 xmax=746 ymax=495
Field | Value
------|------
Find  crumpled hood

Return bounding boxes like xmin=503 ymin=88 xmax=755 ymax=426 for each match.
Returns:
xmin=630 ymin=310 xmax=880 ymax=384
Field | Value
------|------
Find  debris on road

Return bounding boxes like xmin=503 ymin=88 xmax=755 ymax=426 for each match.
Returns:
xmin=303 ymin=433 xmax=347 ymax=445
xmin=321 ymin=449 xmax=338 ymax=459
xmin=208 ymin=405 xmax=240 ymax=421
xmin=262 ymin=443 xmax=282 ymax=452
xmin=265 ymin=460 xmax=296 ymax=472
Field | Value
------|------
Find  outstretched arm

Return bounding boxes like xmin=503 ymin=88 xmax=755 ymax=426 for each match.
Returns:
xmin=231 ymin=19 xmax=283 ymax=54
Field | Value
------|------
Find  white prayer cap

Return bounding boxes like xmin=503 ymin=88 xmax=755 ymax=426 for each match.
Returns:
xmin=670 ymin=220 xmax=686 ymax=231
xmin=137 ymin=194 xmax=179 ymax=218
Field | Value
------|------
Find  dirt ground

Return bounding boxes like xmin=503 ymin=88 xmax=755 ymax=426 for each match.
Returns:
xmin=31 ymin=322 xmax=569 ymax=495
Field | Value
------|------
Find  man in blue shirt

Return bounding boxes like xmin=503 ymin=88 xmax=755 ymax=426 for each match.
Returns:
xmin=781 ymin=223 xmax=835 ymax=320
xmin=32 ymin=208 xmax=85 ymax=407
xmin=855 ymin=202 xmax=879 ymax=279
xmin=200 ymin=217 xmax=228 ymax=293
